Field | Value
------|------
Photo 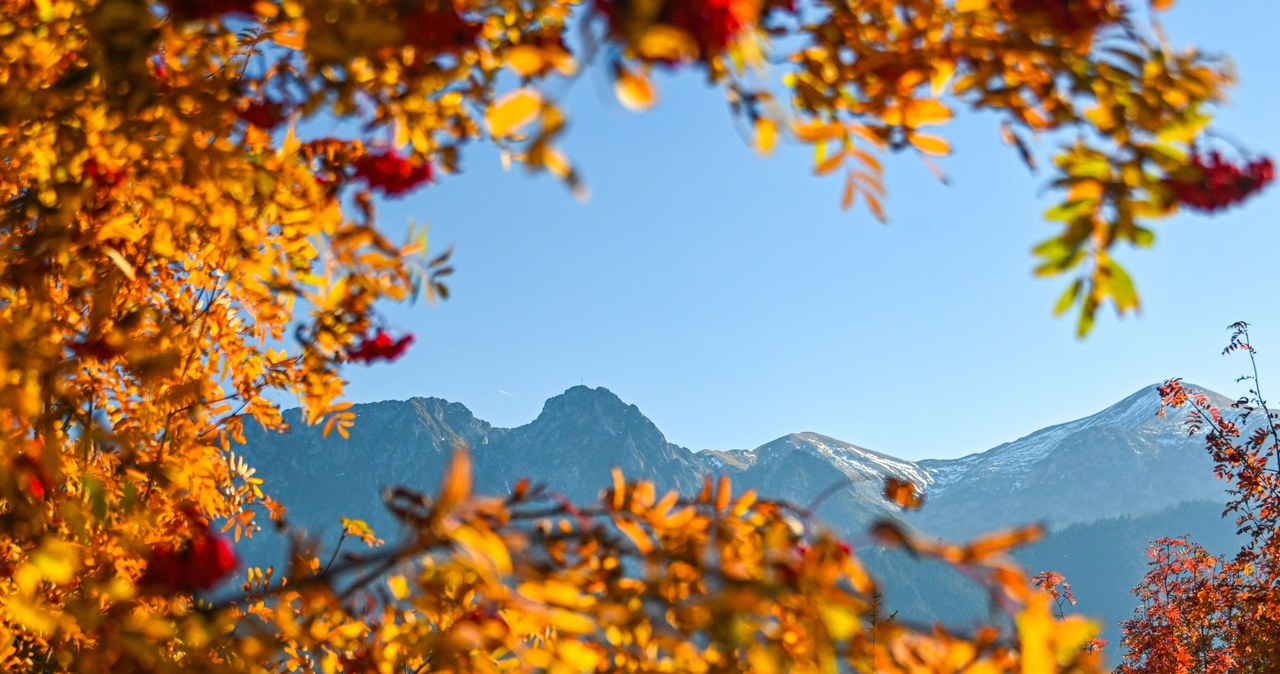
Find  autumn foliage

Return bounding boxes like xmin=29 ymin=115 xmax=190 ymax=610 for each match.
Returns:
xmin=0 ymin=0 xmax=1270 ymax=671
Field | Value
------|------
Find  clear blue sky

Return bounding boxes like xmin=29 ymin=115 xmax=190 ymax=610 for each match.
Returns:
xmin=341 ymin=1 xmax=1279 ymax=461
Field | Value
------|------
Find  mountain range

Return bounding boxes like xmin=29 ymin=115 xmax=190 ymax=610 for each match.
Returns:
xmin=238 ymin=383 xmax=1241 ymax=643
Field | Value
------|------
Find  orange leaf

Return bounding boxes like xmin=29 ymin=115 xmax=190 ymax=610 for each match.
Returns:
xmin=884 ymin=477 xmax=925 ymax=510
xmin=615 ymin=67 xmax=657 ymax=112
xmin=909 ymin=132 xmax=951 ymax=157
xmin=436 ymin=443 xmax=473 ymax=513
xmin=965 ymin=524 xmax=1044 ymax=561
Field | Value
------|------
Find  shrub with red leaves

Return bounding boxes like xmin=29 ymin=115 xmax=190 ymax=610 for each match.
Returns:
xmin=139 ymin=524 xmax=239 ymax=593
xmin=403 ymin=4 xmax=483 ymax=55
xmin=352 ymin=150 xmax=434 ymax=196
xmin=345 ymin=329 xmax=415 ymax=364
xmin=1167 ymin=152 xmax=1274 ymax=213
xmin=162 ymin=0 xmax=259 ymax=22
xmin=237 ymin=100 xmax=287 ymax=130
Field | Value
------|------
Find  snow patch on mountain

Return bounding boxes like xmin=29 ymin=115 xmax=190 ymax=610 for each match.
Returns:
xmin=762 ymin=432 xmax=934 ymax=488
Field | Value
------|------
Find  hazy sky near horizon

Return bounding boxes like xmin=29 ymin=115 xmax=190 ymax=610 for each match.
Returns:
xmin=341 ymin=1 xmax=1279 ymax=461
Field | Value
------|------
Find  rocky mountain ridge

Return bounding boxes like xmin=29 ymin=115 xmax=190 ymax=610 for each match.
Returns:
xmin=242 ymin=383 xmax=1230 ymax=541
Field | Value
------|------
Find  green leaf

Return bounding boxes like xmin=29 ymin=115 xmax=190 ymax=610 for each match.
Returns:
xmin=1156 ymin=110 xmax=1210 ymax=144
xmin=1044 ymin=199 xmax=1098 ymax=223
xmin=1054 ymin=279 xmax=1083 ymax=316
xmin=84 ymin=476 xmax=107 ymax=521
xmin=1076 ymin=295 xmax=1099 ymax=338
xmin=1132 ymin=227 xmax=1156 ymax=247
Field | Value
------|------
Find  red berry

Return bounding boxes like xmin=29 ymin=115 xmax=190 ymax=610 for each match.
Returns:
xmin=140 ymin=524 xmax=239 ymax=593
xmin=352 ymin=150 xmax=433 ymax=196
xmin=163 ymin=0 xmax=258 ymax=22
xmin=345 ymin=330 xmax=415 ymax=364
xmin=237 ymin=100 xmax=287 ymax=130
xmin=403 ymin=5 xmax=482 ymax=55
xmin=1168 ymin=151 xmax=1274 ymax=213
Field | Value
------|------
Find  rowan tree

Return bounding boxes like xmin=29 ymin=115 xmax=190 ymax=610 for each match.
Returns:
xmin=1120 ymin=323 xmax=1280 ymax=673
xmin=0 ymin=0 xmax=1269 ymax=672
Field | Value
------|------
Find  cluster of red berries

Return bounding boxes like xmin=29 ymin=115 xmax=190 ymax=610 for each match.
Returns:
xmin=139 ymin=523 xmax=239 ymax=593
xmin=1009 ymin=0 xmax=1111 ymax=35
xmin=345 ymin=329 xmax=415 ymax=364
xmin=403 ymin=5 xmax=483 ymax=55
xmin=1167 ymin=152 xmax=1275 ymax=213
xmin=237 ymin=100 xmax=287 ymax=130
xmin=597 ymin=0 xmax=769 ymax=58
xmin=162 ymin=0 xmax=258 ymax=22
xmin=352 ymin=150 xmax=434 ymax=196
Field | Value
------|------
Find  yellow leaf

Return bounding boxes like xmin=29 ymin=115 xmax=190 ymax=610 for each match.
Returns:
xmin=487 ymin=89 xmax=542 ymax=138
xmin=17 ymin=538 xmax=80 ymax=595
xmin=747 ymin=645 xmax=779 ymax=674
xmin=615 ymin=67 xmax=657 ymax=112
xmin=755 ymin=117 xmax=778 ymax=156
xmin=506 ymin=45 xmax=546 ymax=77
xmin=387 ymin=574 xmax=409 ymax=600
xmin=453 ymin=524 xmax=513 ymax=575
xmin=957 ymin=0 xmax=990 ymax=10
xmin=557 ymin=640 xmax=601 ymax=670
xmin=817 ymin=602 xmax=860 ymax=640
xmin=1017 ymin=593 xmax=1053 ymax=674
xmin=341 ymin=518 xmax=382 ymax=546
xmin=931 ymin=61 xmax=957 ymax=96
xmin=518 ymin=580 xmax=597 ymax=610
xmin=1053 ymin=616 xmax=1100 ymax=661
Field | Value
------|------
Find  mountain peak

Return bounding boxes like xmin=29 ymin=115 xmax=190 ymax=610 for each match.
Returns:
xmin=538 ymin=385 xmax=631 ymax=417
xmin=527 ymin=385 xmax=670 ymax=445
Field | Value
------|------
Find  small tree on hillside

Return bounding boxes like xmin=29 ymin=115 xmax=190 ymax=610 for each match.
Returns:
xmin=1120 ymin=322 xmax=1280 ymax=673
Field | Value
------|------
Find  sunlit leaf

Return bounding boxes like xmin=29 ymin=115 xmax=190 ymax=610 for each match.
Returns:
xmin=487 ymin=89 xmax=542 ymax=138
xmin=614 ymin=67 xmax=657 ymax=112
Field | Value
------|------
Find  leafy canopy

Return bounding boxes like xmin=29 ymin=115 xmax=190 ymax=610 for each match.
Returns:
xmin=0 ymin=0 xmax=1269 ymax=672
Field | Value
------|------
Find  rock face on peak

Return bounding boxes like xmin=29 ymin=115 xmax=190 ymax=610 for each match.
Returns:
xmin=483 ymin=386 xmax=706 ymax=499
xmin=239 ymin=386 xmax=709 ymax=550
